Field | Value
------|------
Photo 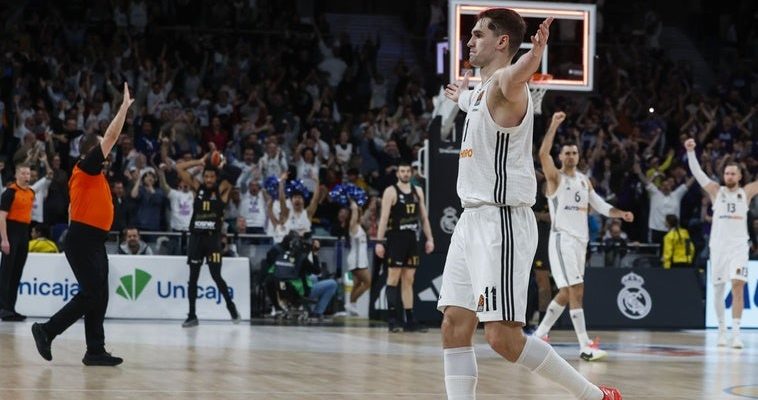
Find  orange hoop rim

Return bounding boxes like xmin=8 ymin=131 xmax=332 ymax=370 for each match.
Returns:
xmin=531 ymin=73 xmax=553 ymax=82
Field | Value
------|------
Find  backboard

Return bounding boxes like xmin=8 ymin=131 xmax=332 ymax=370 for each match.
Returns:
xmin=448 ymin=0 xmax=596 ymax=91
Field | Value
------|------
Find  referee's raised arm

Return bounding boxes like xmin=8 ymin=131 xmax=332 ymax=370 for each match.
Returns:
xmin=100 ymin=83 xmax=135 ymax=158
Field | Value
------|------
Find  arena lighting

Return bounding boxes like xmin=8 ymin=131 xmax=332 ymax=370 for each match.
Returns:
xmin=649 ymin=107 xmax=655 ymax=113
xmin=449 ymin=0 xmax=596 ymax=91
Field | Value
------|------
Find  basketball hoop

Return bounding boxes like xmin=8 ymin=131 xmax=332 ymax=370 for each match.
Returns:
xmin=529 ymin=73 xmax=552 ymax=115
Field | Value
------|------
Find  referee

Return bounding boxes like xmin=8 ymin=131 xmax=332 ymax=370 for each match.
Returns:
xmin=0 ymin=163 xmax=34 ymax=321
xmin=32 ymin=83 xmax=133 ymax=366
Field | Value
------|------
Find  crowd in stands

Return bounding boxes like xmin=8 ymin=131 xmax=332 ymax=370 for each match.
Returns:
xmin=0 ymin=1 xmax=755 ymax=267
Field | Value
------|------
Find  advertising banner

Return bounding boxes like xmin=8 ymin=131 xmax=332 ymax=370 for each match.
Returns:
xmin=16 ymin=254 xmax=250 ymax=320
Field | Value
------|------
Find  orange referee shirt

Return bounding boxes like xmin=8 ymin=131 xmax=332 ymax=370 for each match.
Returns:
xmin=0 ymin=182 xmax=34 ymax=224
xmin=69 ymin=148 xmax=113 ymax=232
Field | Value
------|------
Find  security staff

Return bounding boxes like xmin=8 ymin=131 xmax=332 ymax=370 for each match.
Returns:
xmin=0 ymin=163 xmax=34 ymax=321
xmin=32 ymin=83 xmax=133 ymax=366
xmin=176 ymin=155 xmax=241 ymax=327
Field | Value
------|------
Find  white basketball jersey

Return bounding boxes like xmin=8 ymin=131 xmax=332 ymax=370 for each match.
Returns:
xmin=456 ymin=78 xmax=536 ymax=208
xmin=709 ymin=187 xmax=749 ymax=247
xmin=547 ymin=172 xmax=591 ymax=241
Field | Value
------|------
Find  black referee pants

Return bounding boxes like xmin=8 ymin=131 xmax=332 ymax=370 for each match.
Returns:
xmin=43 ymin=223 xmax=109 ymax=353
xmin=0 ymin=221 xmax=30 ymax=313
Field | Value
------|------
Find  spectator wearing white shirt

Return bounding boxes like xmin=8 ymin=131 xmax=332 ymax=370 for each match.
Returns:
xmin=295 ymin=147 xmax=320 ymax=193
xmin=260 ymin=141 xmax=288 ymax=179
xmin=213 ymin=90 xmax=234 ymax=118
xmin=158 ymin=165 xmax=194 ymax=254
xmin=234 ymin=147 xmax=261 ymax=189
xmin=309 ymin=128 xmax=331 ymax=164
xmin=239 ymin=180 xmax=267 ymax=234
xmin=147 ymin=80 xmax=173 ymax=117
xmin=634 ymin=163 xmax=695 ymax=247
xmin=334 ymin=130 xmax=353 ymax=167
xmin=30 ymin=162 xmax=53 ymax=224
xmin=267 ymin=173 xmax=321 ymax=243
xmin=13 ymin=98 xmax=35 ymax=142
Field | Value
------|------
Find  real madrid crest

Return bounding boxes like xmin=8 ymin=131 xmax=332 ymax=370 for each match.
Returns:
xmin=616 ymin=272 xmax=652 ymax=320
xmin=440 ymin=207 xmax=459 ymax=234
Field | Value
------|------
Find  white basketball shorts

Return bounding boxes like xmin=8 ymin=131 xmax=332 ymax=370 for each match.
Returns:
xmin=710 ymin=243 xmax=749 ymax=284
xmin=437 ymin=205 xmax=537 ymax=324
xmin=548 ymin=231 xmax=588 ymax=288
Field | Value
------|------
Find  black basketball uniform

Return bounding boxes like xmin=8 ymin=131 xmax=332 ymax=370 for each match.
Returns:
xmin=185 ymin=184 xmax=237 ymax=322
xmin=386 ymin=184 xmax=421 ymax=268
xmin=188 ymin=185 xmax=225 ymax=264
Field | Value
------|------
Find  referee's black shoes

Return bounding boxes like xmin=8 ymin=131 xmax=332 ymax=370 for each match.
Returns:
xmin=82 ymin=351 xmax=124 ymax=366
xmin=31 ymin=323 xmax=53 ymax=361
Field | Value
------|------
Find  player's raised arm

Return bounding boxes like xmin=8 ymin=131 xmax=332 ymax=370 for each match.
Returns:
xmin=744 ymin=178 xmax=758 ymax=201
xmin=684 ymin=138 xmax=718 ymax=198
xmin=498 ymin=17 xmax=553 ymax=102
xmin=539 ymin=112 xmax=565 ymax=193
xmin=175 ymin=158 xmax=204 ymax=192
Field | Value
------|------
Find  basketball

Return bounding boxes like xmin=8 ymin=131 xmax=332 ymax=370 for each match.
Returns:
xmin=210 ymin=150 xmax=222 ymax=167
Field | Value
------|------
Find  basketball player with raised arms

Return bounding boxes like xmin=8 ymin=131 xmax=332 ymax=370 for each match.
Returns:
xmin=533 ymin=111 xmax=634 ymax=360
xmin=439 ymin=9 xmax=621 ymax=400
xmin=685 ymin=138 xmax=756 ymax=349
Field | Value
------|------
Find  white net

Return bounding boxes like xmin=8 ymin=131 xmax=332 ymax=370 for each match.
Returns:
xmin=530 ymin=86 xmax=548 ymax=115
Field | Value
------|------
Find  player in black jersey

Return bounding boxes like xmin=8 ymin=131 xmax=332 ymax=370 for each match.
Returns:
xmin=176 ymin=155 xmax=242 ymax=327
xmin=375 ymin=161 xmax=434 ymax=332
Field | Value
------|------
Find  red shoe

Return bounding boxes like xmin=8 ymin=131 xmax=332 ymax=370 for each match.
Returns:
xmin=598 ymin=385 xmax=622 ymax=400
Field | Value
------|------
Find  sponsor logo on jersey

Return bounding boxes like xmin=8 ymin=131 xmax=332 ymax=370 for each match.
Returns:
xmin=473 ymin=90 xmax=485 ymax=107
xmin=563 ymin=205 xmax=588 ymax=212
xmin=459 ymin=148 xmax=473 ymax=158
xmin=476 ymin=294 xmax=485 ymax=312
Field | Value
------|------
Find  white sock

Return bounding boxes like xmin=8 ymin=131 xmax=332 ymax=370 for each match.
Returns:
xmin=516 ymin=336 xmax=603 ymax=400
xmin=570 ymin=309 xmax=591 ymax=348
xmin=444 ymin=347 xmax=477 ymax=400
xmin=535 ymin=300 xmax=565 ymax=338
xmin=713 ymin=284 xmax=726 ymax=332
xmin=732 ymin=319 xmax=741 ymax=338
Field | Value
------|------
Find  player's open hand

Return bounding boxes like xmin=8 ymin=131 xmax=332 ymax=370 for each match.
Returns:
xmin=121 ymin=82 xmax=135 ymax=110
xmin=531 ymin=17 xmax=554 ymax=52
xmin=444 ymin=70 xmax=471 ymax=103
xmin=621 ymin=212 xmax=634 ymax=223
xmin=684 ymin=138 xmax=696 ymax=152
xmin=1 ymin=240 xmax=9 ymax=255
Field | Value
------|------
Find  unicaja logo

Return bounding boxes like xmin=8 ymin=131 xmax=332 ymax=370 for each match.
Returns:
xmin=617 ymin=272 xmax=652 ymax=320
xmin=116 ymin=269 xmax=152 ymax=300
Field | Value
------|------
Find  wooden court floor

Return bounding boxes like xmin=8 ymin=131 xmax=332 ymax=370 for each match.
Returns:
xmin=0 ymin=320 xmax=756 ymax=400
